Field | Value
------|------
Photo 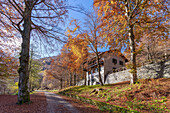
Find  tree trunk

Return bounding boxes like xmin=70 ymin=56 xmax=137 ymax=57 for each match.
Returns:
xmin=69 ymin=73 xmax=72 ymax=86
xmin=129 ymin=24 xmax=137 ymax=84
xmin=60 ymin=78 xmax=63 ymax=89
xmin=77 ymin=74 xmax=80 ymax=83
xmin=29 ymin=48 xmax=33 ymax=91
xmin=67 ymin=78 xmax=69 ymax=87
xmin=84 ymin=71 xmax=86 ymax=86
xmin=17 ymin=5 xmax=32 ymax=104
xmin=74 ymin=73 xmax=76 ymax=86
xmin=3 ymin=87 xmax=6 ymax=94
xmin=29 ymin=79 xmax=32 ymax=91
xmin=125 ymin=0 xmax=137 ymax=84
xmin=96 ymin=54 xmax=104 ymax=85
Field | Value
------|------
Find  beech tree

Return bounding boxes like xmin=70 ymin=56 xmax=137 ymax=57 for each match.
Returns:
xmin=94 ymin=0 xmax=169 ymax=84
xmin=0 ymin=0 xmax=67 ymax=104
xmin=0 ymin=49 xmax=18 ymax=79
xmin=46 ymin=54 xmax=70 ymax=89
xmin=65 ymin=30 xmax=89 ymax=85
xmin=136 ymin=24 xmax=170 ymax=64
xmin=67 ymin=12 xmax=105 ymax=85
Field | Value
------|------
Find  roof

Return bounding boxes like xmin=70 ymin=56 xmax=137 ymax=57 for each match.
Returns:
xmin=83 ymin=49 xmax=128 ymax=64
xmin=102 ymin=49 xmax=128 ymax=62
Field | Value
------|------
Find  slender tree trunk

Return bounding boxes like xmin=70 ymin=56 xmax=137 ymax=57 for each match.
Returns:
xmin=69 ymin=73 xmax=72 ymax=86
xmin=74 ymin=72 xmax=76 ymax=86
xmin=77 ymin=74 xmax=80 ymax=83
xmin=17 ymin=5 xmax=32 ymax=104
xmin=60 ymin=78 xmax=63 ymax=89
xmin=29 ymin=79 xmax=32 ymax=91
xmin=125 ymin=0 xmax=137 ymax=84
xmin=84 ymin=71 xmax=86 ymax=86
xmin=3 ymin=87 xmax=6 ymax=94
xmin=29 ymin=48 xmax=33 ymax=91
xmin=128 ymin=24 xmax=137 ymax=84
xmin=96 ymin=54 xmax=104 ymax=85
xmin=66 ymin=78 xmax=69 ymax=87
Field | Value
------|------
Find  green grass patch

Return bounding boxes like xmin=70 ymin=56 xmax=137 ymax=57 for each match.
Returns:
xmin=59 ymin=92 xmax=139 ymax=113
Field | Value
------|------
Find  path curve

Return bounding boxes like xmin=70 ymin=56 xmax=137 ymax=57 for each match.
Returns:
xmin=44 ymin=92 xmax=79 ymax=113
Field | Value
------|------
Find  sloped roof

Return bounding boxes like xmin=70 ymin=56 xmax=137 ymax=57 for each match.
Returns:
xmin=83 ymin=49 xmax=128 ymax=64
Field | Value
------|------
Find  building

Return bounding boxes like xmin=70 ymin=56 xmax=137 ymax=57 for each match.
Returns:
xmin=83 ymin=50 xmax=128 ymax=85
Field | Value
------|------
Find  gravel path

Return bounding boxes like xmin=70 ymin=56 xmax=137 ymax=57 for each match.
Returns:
xmin=45 ymin=92 xmax=79 ymax=113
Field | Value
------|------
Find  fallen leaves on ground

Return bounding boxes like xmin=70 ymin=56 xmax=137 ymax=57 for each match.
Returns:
xmin=0 ymin=92 xmax=47 ymax=113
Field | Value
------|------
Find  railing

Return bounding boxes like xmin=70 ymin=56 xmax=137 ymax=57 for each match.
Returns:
xmin=113 ymin=67 xmax=127 ymax=73
xmin=87 ymin=61 xmax=104 ymax=69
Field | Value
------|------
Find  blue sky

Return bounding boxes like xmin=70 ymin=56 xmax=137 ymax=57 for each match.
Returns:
xmin=37 ymin=1 xmax=94 ymax=58
xmin=67 ymin=0 xmax=93 ymax=21
xmin=40 ymin=0 xmax=110 ymax=58
xmin=67 ymin=0 xmax=110 ymax=53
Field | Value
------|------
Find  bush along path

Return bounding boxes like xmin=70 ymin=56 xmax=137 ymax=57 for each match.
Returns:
xmin=45 ymin=92 xmax=79 ymax=113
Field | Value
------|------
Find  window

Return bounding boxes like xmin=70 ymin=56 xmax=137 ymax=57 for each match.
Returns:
xmin=119 ymin=61 xmax=123 ymax=65
xmin=113 ymin=67 xmax=116 ymax=72
xmin=112 ymin=67 xmax=116 ymax=69
xmin=112 ymin=58 xmax=117 ymax=64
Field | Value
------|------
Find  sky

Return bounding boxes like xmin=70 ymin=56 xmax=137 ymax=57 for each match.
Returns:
xmin=67 ymin=0 xmax=93 ymax=21
xmin=40 ymin=0 xmax=95 ymax=58
xmin=67 ymin=0 xmax=110 ymax=53
xmin=39 ymin=0 xmax=110 ymax=58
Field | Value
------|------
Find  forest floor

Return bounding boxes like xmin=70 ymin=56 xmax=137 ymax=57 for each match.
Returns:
xmin=0 ymin=91 xmax=105 ymax=113
xmin=0 ymin=92 xmax=47 ymax=113
xmin=58 ymin=78 xmax=170 ymax=113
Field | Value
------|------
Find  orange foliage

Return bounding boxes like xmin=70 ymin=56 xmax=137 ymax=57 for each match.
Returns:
xmin=94 ymin=0 xmax=169 ymax=49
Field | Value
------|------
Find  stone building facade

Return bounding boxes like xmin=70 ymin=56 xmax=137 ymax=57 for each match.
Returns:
xmin=105 ymin=60 xmax=170 ymax=84
xmin=77 ymin=59 xmax=170 ymax=86
xmin=83 ymin=50 xmax=128 ymax=85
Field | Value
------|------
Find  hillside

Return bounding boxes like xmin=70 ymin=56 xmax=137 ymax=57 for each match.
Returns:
xmin=37 ymin=56 xmax=57 ymax=70
xmin=58 ymin=78 xmax=170 ymax=113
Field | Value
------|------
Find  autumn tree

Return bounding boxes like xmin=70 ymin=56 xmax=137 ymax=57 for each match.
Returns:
xmin=0 ymin=0 xmax=67 ymax=104
xmin=0 ymin=51 xmax=18 ymax=94
xmin=67 ymin=14 xmax=103 ymax=85
xmin=94 ymin=0 xmax=169 ymax=84
xmin=0 ymin=38 xmax=19 ymax=94
xmin=65 ymin=33 xmax=88 ymax=85
xmin=67 ymin=11 xmax=106 ymax=85
xmin=0 ymin=51 xmax=18 ymax=78
xmin=56 ymin=46 xmax=84 ymax=87
xmin=46 ymin=54 xmax=70 ymax=89
xmin=136 ymin=24 xmax=170 ymax=64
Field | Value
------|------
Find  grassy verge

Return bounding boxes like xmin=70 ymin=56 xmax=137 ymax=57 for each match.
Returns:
xmin=42 ymin=89 xmax=58 ymax=93
xmin=58 ymin=78 xmax=170 ymax=113
xmin=59 ymin=91 xmax=139 ymax=113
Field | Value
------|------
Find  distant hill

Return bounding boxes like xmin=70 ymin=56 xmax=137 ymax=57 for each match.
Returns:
xmin=37 ymin=56 xmax=58 ymax=71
